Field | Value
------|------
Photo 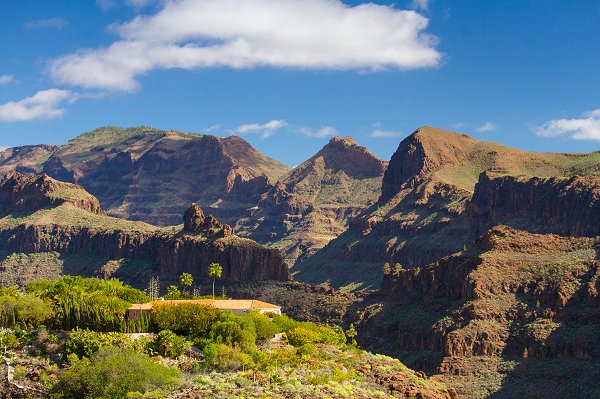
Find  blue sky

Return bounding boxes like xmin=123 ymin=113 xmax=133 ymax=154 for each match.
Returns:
xmin=1 ymin=0 xmax=599 ymax=166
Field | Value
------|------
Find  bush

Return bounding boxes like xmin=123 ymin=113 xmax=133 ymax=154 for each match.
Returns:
xmin=52 ymin=347 xmax=182 ymax=399
xmin=203 ymin=343 xmax=253 ymax=372
xmin=286 ymin=327 xmax=317 ymax=347
xmin=248 ymin=312 xmax=278 ymax=341
xmin=0 ymin=292 xmax=52 ymax=328
xmin=64 ymin=329 xmax=138 ymax=359
xmin=209 ymin=317 xmax=257 ymax=350
xmin=147 ymin=330 xmax=188 ymax=359
xmin=153 ymin=303 xmax=219 ymax=336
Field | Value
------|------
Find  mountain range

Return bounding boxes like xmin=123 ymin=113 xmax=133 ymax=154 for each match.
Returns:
xmin=1 ymin=125 xmax=600 ymax=398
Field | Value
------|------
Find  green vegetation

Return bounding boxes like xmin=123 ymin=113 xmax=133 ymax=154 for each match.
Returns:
xmin=25 ymin=276 xmax=149 ymax=331
xmin=52 ymin=347 xmax=182 ymax=399
xmin=0 ymin=276 xmax=449 ymax=399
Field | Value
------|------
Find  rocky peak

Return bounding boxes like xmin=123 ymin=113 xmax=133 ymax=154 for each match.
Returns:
xmin=0 ymin=173 xmax=103 ymax=216
xmin=380 ymin=127 xmax=477 ymax=201
xmin=304 ymin=135 xmax=386 ymax=179
xmin=328 ymin=136 xmax=358 ymax=147
xmin=183 ymin=203 xmax=234 ymax=238
xmin=183 ymin=203 xmax=206 ymax=232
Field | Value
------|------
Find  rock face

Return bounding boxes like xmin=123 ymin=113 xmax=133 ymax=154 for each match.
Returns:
xmin=183 ymin=203 xmax=235 ymax=238
xmin=235 ymin=136 xmax=387 ymax=267
xmin=0 ymin=127 xmax=290 ymax=226
xmin=467 ymin=173 xmax=600 ymax=236
xmin=297 ymin=126 xmax=600 ymax=289
xmin=0 ymin=127 xmax=388 ymax=268
xmin=0 ymin=174 xmax=290 ymax=284
xmin=345 ymin=172 xmax=600 ymax=398
xmin=0 ymin=173 xmax=103 ymax=216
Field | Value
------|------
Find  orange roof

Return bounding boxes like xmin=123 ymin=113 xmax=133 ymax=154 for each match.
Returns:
xmin=128 ymin=299 xmax=281 ymax=311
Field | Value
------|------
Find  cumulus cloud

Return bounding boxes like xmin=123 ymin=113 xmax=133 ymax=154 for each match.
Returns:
xmin=0 ymin=75 xmax=13 ymax=85
xmin=233 ymin=120 xmax=287 ymax=138
xmin=371 ymin=129 xmax=403 ymax=138
xmin=25 ymin=18 xmax=68 ymax=30
xmin=0 ymin=89 xmax=75 ymax=122
xmin=535 ymin=109 xmax=600 ymax=140
xmin=476 ymin=122 xmax=496 ymax=132
xmin=50 ymin=0 xmax=441 ymax=92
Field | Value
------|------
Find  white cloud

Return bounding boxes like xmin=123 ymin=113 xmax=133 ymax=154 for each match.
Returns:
xmin=535 ymin=109 xmax=600 ymax=140
xmin=50 ymin=0 xmax=441 ymax=92
xmin=25 ymin=18 xmax=68 ymax=30
xmin=371 ymin=129 xmax=403 ymax=138
xmin=0 ymin=75 xmax=13 ymax=85
xmin=410 ymin=0 xmax=430 ymax=11
xmin=0 ymin=89 xmax=75 ymax=122
xmin=476 ymin=122 xmax=496 ymax=132
xmin=299 ymin=126 xmax=339 ymax=138
xmin=233 ymin=120 xmax=287 ymax=138
xmin=96 ymin=0 xmax=116 ymax=10
xmin=203 ymin=124 xmax=222 ymax=133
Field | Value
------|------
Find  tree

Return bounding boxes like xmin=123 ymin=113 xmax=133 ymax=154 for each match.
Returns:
xmin=165 ymin=285 xmax=181 ymax=300
xmin=208 ymin=263 xmax=223 ymax=299
xmin=179 ymin=273 xmax=193 ymax=295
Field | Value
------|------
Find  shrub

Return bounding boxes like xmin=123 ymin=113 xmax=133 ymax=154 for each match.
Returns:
xmin=153 ymin=303 xmax=219 ymax=336
xmin=248 ymin=312 xmax=278 ymax=341
xmin=209 ymin=319 xmax=257 ymax=350
xmin=64 ymin=329 xmax=135 ymax=359
xmin=147 ymin=330 xmax=188 ymax=359
xmin=286 ymin=327 xmax=317 ymax=347
xmin=52 ymin=347 xmax=182 ymax=399
xmin=203 ymin=343 xmax=254 ymax=372
xmin=0 ymin=292 xmax=52 ymax=328
xmin=297 ymin=343 xmax=318 ymax=357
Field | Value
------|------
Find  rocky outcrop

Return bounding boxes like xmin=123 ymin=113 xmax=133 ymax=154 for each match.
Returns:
xmin=467 ymin=172 xmax=600 ymax=237
xmin=0 ymin=175 xmax=290 ymax=283
xmin=183 ymin=204 xmax=234 ymax=238
xmin=0 ymin=173 xmax=103 ymax=216
xmin=298 ymin=126 xmax=600 ymax=290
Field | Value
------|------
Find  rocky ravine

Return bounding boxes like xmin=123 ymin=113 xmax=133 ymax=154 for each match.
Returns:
xmin=346 ymin=173 xmax=600 ymax=398
xmin=297 ymin=126 xmax=600 ymax=289
xmin=0 ymin=174 xmax=290 ymax=285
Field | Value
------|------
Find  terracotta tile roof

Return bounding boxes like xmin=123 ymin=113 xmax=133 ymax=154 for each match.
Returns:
xmin=128 ymin=299 xmax=281 ymax=311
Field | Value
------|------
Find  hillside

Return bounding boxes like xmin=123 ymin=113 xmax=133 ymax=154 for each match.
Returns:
xmin=235 ymin=136 xmax=387 ymax=267
xmin=0 ymin=173 xmax=289 ymax=287
xmin=0 ymin=126 xmax=291 ymax=226
xmin=296 ymin=126 xmax=600 ymax=289
xmin=352 ymin=224 xmax=600 ymax=398
xmin=0 ymin=128 xmax=388 ymax=268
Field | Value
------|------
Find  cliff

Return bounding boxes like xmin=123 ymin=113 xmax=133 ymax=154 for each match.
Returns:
xmin=297 ymin=126 xmax=600 ymax=289
xmin=1 ymin=127 xmax=290 ymax=226
xmin=0 ymin=174 xmax=290 ymax=284
xmin=235 ymin=136 xmax=387 ymax=267
xmin=358 ymin=224 xmax=600 ymax=398
xmin=467 ymin=172 xmax=600 ymax=236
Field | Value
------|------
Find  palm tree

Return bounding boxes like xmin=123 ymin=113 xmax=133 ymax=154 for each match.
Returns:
xmin=179 ymin=273 xmax=193 ymax=295
xmin=166 ymin=285 xmax=181 ymax=300
xmin=208 ymin=263 xmax=223 ymax=299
